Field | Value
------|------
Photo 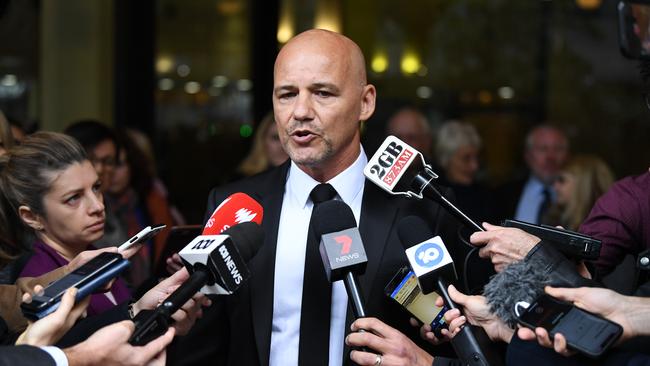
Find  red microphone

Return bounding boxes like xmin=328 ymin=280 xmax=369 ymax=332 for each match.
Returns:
xmin=202 ymin=192 xmax=264 ymax=235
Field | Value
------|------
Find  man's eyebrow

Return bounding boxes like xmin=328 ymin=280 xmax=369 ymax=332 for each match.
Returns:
xmin=310 ymin=83 xmax=340 ymax=92
xmin=273 ymin=85 xmax=296 ymax=93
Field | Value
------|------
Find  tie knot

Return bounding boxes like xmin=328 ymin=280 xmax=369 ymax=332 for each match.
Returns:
xmin=310 ymin=183 xmax=337 ymax=205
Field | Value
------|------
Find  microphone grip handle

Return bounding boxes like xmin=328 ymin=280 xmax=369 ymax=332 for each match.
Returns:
xmin=159 ymin=269 xmax=209 ymax=317
xmin=437 ymin=277 xmax=458 ymax=310
xmin=344 ymin=271 xmax=366 ymax=318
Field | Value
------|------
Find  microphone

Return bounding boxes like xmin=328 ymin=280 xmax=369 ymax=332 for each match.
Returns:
xmin=179 ymin=192 xmax=263 ymax=295
xmin=202 ymin=192 xmax=263 ymax=235
xmin=398 ymin=216 xmax=503 ymax=366
xmin=364 ymin=135 xmax=484 ymax=232
xmin=130 ymin=221 xmax=264 ymax=345
xmin=130 ymin=193 xmax=264 ymax=345
xmin=483 ymin=259 xmax=550 ymax=328
xmin=313 ymin=200 xmax=367 ymax=319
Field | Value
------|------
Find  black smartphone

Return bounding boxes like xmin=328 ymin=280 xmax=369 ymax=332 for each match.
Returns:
xmin=384 ymin=266 xmax=448 ymax=337
xmin=517 ymin=294 xmax=623 ymax=358
xmin=21 ymin=252 xmax=130 ymax=320
xmin=501 ymin=219 xmax=601 ymax=260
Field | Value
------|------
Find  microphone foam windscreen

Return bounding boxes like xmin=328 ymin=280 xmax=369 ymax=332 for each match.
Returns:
xmin=397 ymin=215 xmax=433 ymax=250
xmin=221 ymin=222 xmax=265 ymax=261
xmin=483 ymin=258 xmax=550 ymax=328
xmin=312 ymin=200 xmax=357 ymax=237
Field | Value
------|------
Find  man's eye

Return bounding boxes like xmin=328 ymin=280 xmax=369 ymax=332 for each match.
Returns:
xmin=279 ymin=92 xmax=296 ymax=99
xmin=315 ymin=90 xmax=332 ymax=97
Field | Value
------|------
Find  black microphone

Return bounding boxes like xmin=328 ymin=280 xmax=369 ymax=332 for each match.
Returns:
xmin=364 ymin=135 xmax=484 ymax=232
xmin=312 ymin=200 xmax=368 ymax=319
xmin=483 ymin=258 xmax=551 ymax=328
xmin=129 ymin=222 xmax=264 ymax=345
xmin=397 ymin=216 xmax=503 ymax=366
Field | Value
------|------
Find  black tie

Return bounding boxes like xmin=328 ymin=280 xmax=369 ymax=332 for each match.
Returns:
xmin=537 ymin=186 xmax=551 ymax=224
xmin=298 ymin=183 xmax=338 ymax=366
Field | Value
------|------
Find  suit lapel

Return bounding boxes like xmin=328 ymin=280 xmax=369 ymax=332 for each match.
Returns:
xmin=249 ymin=162 xmax=289 ymax=366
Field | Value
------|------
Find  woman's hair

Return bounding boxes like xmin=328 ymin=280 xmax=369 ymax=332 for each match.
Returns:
xmin=434 ymin=120 xmax=482 ymax=168
xmin=0 ymin=110 xmax=14 ymax=152
xmin=558 ymin=155 xmax=615 ymax=230
xmin=64 ymin=119 xmax=119 ymax=153
xmin=0 ymin=132 xmax=88 ymax=261
xmin=237 ymin=112 xmax=277 ymax=177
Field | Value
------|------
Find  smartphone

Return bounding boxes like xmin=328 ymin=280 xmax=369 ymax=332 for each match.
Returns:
xmin=21 ymin=252 xmax=130 ymax=320
xmin=118 ymin=224 xmax=167 ymax=252
xmin=384 ymin=266 xmax=448 ymax=336
xmin=517 ymin=294 xmax=623 ymax=358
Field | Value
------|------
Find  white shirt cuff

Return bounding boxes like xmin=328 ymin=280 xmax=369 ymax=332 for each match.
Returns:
xmin=40 ymin=346 xmax=69 ymax=366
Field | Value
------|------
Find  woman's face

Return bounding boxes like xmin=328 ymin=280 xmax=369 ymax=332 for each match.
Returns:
xmin=446 ymin=145 xmax=479 ymax=185
xmin=109 ymin=150 xmax=130 ymax=195
xmin=264 ymin=123 xmax=289 ymax=167
xmin=553 ymin=171 xmax=575 ymax=206
xmin=38 ymin=161 xmax=105 ymax=251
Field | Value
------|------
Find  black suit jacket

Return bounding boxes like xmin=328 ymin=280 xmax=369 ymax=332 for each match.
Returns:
xmin=169 ymin=161 xmax=464 ymax=366
xmin=0 ymin=345 xmax=56 ymax=366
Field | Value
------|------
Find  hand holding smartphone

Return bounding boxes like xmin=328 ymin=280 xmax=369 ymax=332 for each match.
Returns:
xmin=516 ymin=294 xmax=623 ymax=358
xmin=118 ymin=224 xmax=166 ymax=253
xmin=384 ymin=266 xmax=449 ymax=337
xmin=21 ymin=252 xmax=130 ymax=321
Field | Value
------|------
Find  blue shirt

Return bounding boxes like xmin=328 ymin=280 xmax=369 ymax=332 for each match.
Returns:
xmin=514 ymin=176 xmax=555 ymax=224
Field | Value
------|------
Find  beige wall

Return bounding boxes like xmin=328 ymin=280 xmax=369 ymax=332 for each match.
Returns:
xmin=40 ymin=0 xmax=114 ymax=132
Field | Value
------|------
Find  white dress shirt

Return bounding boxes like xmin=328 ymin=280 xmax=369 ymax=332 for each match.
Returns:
xmin=270 ymin=147 xmax=367 ymax=366
xmin=514 ymin=176 xmax=555 ymax=224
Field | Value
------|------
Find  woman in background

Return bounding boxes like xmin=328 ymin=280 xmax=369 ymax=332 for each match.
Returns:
xmin=435 ymin=120 xmax=493 ymax=222
xmin=545 ymin=154 xmax=615 ymax=231
xmin=237 ymin=112 xmax=288 ymax=177
xmin=2 ymin=132 xmax=130 ymax=317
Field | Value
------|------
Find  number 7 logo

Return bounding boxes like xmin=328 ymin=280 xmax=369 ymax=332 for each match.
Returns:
xmin=334 ymin=235 xmax=352 ymax=255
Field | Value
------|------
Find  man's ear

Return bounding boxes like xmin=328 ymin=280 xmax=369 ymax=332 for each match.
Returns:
xmin=359 ymin=84 xmax=377 ymax=122
xmin=18 ymin=205 xmax=44 ymax=231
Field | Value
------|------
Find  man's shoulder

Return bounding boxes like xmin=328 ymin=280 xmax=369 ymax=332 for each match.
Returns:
xmin=209 ymin=163 xmax=289 ymax=199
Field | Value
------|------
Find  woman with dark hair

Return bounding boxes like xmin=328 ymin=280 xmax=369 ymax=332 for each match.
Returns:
xmin=0 ymin=132 xmax=131 ymax=317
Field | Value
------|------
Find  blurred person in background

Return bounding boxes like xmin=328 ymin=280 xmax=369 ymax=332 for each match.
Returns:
xmin=2 ymin=132 xmax=131 ymax=317
xmin=236 ymin=112 xmax=288 ymax=177
xmin=435 ymin=120 xmax=493 ymax=222
xmin=497 ymin=125 xmax=570 ymax=224
xmin=107 ymin=129 xmax=177 ymax=288
xmin=542 ymin=155 xmax=614 ymax=231
xmin=386 ymin=107 xmax=434 ymax=160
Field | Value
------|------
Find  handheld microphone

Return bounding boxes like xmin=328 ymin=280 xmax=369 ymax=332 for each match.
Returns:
xmin=130 ymin=192 xmax=264 ymax=345
xmin=364 ymin=135 xmax=484 ymax=232
xmin=483 ymin=259 xmax=550 ymax=328
xmin=130 ymin=221 xmax=264 ymax=345
xmin=179 ymin=192 xmax=263 ymax=295
xmin=398 ymin=216 xmax=503 ymax=366
xmin=202 ymin=192 xmax=263 ymax=235
xmin=313 ymin=200 xmax=368 ymax=319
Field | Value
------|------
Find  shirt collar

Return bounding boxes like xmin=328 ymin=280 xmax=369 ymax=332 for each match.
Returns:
xmin=287 ymin=146 xmax=367 ymax=209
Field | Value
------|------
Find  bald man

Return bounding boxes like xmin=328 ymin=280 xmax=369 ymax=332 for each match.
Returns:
xmin=182 ymin=29 xmax=459 ymax=366
xmin=386 ymin=107 xmax=433 ymax=158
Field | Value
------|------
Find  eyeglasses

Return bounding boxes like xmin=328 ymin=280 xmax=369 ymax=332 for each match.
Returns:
xmin=90 ymin=156 xmax=116 ymax=168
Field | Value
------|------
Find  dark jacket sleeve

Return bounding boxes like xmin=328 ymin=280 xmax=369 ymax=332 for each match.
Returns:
xmin=432 ymin=356 xmax=464 ymax=366
xmin=525 ymin=241 xmax=599 ymax=288
xmin=0 ymin=345 xmax=56 ymax=366
xmin=55 ymin=302 xmax=130 ymax=348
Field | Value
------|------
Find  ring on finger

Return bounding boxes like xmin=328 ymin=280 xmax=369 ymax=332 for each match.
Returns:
xmin=374 ymin=354 xmax=382 ymax=366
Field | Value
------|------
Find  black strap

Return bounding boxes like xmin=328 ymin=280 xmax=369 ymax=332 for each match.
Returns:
xmin=298 ymin=183 xmax=337 ymax=366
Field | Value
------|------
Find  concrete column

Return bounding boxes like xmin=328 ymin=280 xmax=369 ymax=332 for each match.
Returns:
xmin=40 ymin=0 xmax=113 ymax=131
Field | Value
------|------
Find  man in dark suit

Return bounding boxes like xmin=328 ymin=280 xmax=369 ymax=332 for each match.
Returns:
xmin=495 ymin=125 xmax=569 ymax=224
xmin=178 ymin=29 xmax=462 ymax=366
